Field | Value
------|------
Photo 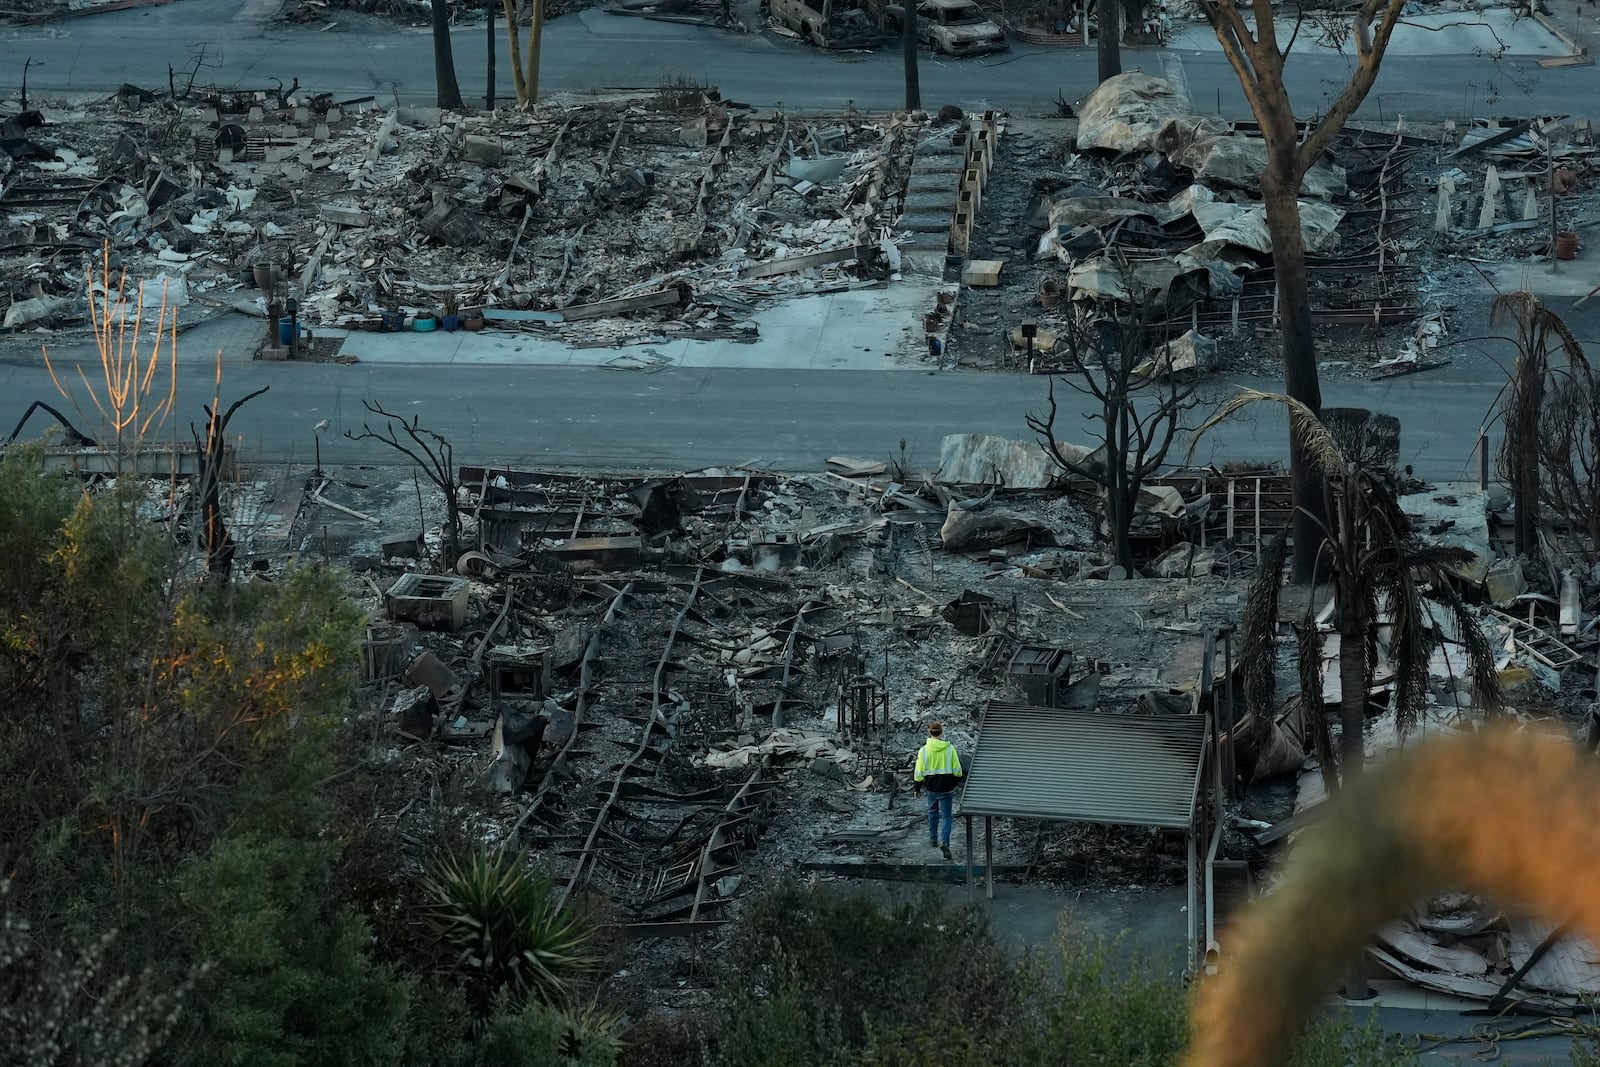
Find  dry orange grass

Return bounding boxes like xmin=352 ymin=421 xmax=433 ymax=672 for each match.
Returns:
xmin=1184 ymin=723 xmax=1599 ymax=1067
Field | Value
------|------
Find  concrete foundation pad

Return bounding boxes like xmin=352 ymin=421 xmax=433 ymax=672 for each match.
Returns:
xmin=1483 ymin=258 xmax=1600 ymax=298
xmin=336 ymin=281 xmax=939 ymax=370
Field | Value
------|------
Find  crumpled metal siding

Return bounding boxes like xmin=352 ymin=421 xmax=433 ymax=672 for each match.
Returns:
xmin=957 ymin=701 xmax=1207 ymax=829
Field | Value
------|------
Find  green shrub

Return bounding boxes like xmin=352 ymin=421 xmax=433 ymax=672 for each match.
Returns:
xmin=622 ymin=1012 xmax=713 ymax=1067
xmin=176 ymin=832 xmax=413 ymax=1067
xmin=713 ymin=987 xmax=845 ymax=1067
xmin=0 ymin=876 xmax=187 ymax=1067
xmin=724 ymin=882 xmax=1022 ymax=1050
xmin=1286 ymin=1009 xmax=1418 ymax=1067
xmin=705 ymin=879 xmax=1417 ymax=1067
xmin=451 ymin=998 xmax=622 ymax=1067
xmin=1033 ymin=932 xmax=1187 ymax=1066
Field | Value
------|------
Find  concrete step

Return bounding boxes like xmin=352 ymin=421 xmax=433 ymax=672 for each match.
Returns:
xmin=900 ymin=210 xmax=955 ymax=233
xmin=907 ymin=173 xmax=955 ymax=194
xmin=903 ymin=192 xmax=955 ymax=214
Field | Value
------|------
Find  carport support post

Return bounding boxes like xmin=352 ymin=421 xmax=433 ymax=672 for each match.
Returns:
xmin=1186 ymin=830 xmax=1199 ymax=972
xmin=965 ymin=814 xmax=975 ymax=896
xmin=985 ymin=816 xmax=994 ymax=900
xmin=1550 ymin=143 xmax=1559 ymax=271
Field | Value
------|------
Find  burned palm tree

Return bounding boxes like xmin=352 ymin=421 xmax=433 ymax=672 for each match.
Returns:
xmin=1493 ymin=291 xmax=1586 ymax=558
xmin=1204 ymin=391 xmax=1500 ymax=997
xmin=1537 ymin=363 xmax=1600 ymax=560
xmin=1209 ymin=391 xmax=1500 ymax=788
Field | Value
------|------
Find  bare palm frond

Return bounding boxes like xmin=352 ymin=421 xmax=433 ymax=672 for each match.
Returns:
xmin=1296 ymin=620 xmax=1337 ymax=794
xmin=1379 ymin=565 xmax=1434 ymax=737
xmin=1186 ymin=389 xmax=1350 ymax=482
xmin=1492 ymin=290 xmax=1588 ymax=368
xmin=1435 ymin=580 xmax=1504 ymax=716
xmin=1386 ymin=543 xmax=1479 ymax=575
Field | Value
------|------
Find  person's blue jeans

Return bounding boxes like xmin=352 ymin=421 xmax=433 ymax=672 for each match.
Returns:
xmin=926 ymin=790 xmax=954 ymax=846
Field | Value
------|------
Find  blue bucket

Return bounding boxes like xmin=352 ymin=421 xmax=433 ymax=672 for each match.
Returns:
xmin=277 ymin=317 xmax=299 ymax=346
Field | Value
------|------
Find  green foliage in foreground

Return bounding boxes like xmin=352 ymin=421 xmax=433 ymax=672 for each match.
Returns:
xmin=695 ymin=882 xmax=1418 ymax=1067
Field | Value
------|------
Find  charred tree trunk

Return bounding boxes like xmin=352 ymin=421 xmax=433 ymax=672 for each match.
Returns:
xmin=432 ymin=0 xmax=465 ymax=110
xmin=486 ymin=0 xmax=497 ymax=109
xmin=1096 ymin=0 xmax=1122 ymax=82
xmin=1336 ymin=607 xmax=1372 ymax=999
xmin=1511 ymin=371 xmax=1543 ymax=556
xmin=198 ymin=476 xmax=235 ymax=578
xmin=1106 ymin=362 xmax=1135 ymax=572
xmin=526 ymin=0 xmax=544 ymax=106
xmin=444 ymin=496 xmax=463 ymax=567
xmin=191 ymin=387 xmax=269 ymax=580
xmin=902 ymin=2 xmax=921 ymax=110
xmin=1107 ymin=484 xmax=1135 ymax=573
xmin=1262 ymin=164 xmax=1329 ymax=585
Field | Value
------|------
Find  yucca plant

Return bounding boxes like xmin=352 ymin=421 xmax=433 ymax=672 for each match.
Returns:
xmin=422 ymin=848 xmax=597 ymax=1009
xmin=559 ymin=998 xmax=625 ymax=1063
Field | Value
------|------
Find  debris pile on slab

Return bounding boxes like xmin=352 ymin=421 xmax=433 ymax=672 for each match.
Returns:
xmin=941 ymin=88 xmax=1436 ymax=374
xmin=0 ymin=87 xmax=919 ymax=349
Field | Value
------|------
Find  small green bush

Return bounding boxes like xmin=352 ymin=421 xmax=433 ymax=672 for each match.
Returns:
xmin=725 ymin=882 xmax=1022 ymax=1051
xmin=177 ymin=832 xmax=413 ymax=1067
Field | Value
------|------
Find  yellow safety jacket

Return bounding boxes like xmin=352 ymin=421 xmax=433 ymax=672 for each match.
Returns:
xmin=915 ymin=737 xmax=963 ymax=794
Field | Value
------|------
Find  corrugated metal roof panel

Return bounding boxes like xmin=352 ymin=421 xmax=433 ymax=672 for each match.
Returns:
xmin=957 ymin=702 xmax=1209 ymax=829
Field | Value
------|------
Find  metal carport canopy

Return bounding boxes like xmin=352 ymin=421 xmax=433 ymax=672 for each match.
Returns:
xmin=957 ymin=701 xmax=1210 ymax=829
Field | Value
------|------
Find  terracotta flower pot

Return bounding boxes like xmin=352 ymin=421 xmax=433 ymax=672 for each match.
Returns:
xmin=1038 ymin=278 xmax=1062 ymax=309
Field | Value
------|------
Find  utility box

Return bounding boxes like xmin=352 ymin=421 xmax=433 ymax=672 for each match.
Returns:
xmin=385 ymin=573 xmax=471 ymax=632
xmin=1007 ymin=645 xmax=1072 ymax=707
xmin=488 ymin=650 xmax=546 ymax=701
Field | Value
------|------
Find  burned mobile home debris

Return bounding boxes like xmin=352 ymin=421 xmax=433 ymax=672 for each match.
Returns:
xmin=1 ymin=85 xmax=942 ymax=356
xmin=9 ymin=73 xmax=1597 ymax=379
xmin=936 ymin=74 xmax=1600 ymax=376
xmin=264 ymin=447 xmax=1276 ymax=963
xmin=51 ymin=391 xmax=1595 ymax=1002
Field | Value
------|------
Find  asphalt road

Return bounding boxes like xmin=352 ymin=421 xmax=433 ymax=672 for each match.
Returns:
xmin=0 ymin=354 xmax=1500 ymax=480
xmin=0 ymin=0 xmax=1595 ymax=119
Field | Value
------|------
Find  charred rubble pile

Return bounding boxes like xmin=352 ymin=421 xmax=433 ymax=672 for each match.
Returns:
xmin=0 ymin=86 xmax=919 ymax=349
xmin=950 ymin=75 xmax=1431 ymax=373
xmin=281 ymin=440 xmax=1314 ymax=952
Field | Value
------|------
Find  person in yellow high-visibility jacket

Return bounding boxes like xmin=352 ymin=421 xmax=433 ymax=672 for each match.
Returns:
xmin=914 ymin=721 xmax=963 ymax=860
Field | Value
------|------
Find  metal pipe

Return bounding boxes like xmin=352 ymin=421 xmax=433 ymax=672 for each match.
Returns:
xmin=1205 ymin=799 xmax=1223 ymax=966
xmin=561 ymin=571 xmax=701 ymax=910
xmin=504 ymin=581 xmax=633 ymax=842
